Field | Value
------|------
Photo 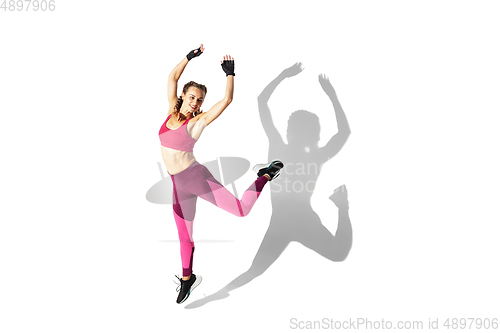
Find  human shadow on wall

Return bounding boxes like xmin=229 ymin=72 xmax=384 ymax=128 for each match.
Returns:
xmin=186 ymin=63 xmax=353 ymax=308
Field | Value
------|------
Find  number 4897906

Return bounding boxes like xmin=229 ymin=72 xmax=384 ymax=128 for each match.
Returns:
xmin=1 ymin=0 xmax=56 ymax=11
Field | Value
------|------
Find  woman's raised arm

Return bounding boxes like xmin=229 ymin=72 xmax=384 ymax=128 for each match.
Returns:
xmin=199 ymin=55 xmax=235 ymax=126
xmin=257 ymin=62 xmax=303 ymax=144
xmin=317 ymin=74 xmax=351 ymax=161
xmin=167 ymin=44 xmax=204 ymax=112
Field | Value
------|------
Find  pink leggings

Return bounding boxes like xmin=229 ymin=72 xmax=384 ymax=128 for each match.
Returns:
xmin=170 ymin=161 xmax=268 ymax=276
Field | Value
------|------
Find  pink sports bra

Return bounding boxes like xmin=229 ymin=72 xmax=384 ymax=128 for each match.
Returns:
xmin=159 ymin=114 xmax=197 ymax=152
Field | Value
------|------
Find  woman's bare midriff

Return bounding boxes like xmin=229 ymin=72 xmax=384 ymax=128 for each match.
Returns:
xmin=161 ymin=145 xmax=197 ymax=175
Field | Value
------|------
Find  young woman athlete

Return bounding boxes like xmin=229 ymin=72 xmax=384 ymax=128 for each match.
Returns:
xmin=159 ymin=44 xmax=283 ymax=304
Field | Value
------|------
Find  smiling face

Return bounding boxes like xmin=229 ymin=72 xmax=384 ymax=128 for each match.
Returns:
xmin=180 ymin=87 xmax=205 ymax=117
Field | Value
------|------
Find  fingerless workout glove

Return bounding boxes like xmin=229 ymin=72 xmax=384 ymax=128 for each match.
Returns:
xmin=221 ymin=60 xmax=235 ymax=76
xmin=186 ymin=47 xmax=203 ymax=61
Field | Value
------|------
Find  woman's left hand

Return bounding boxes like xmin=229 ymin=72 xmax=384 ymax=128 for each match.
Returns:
xmin=221 ymin=55 xmax=235 ymax=76
xmin=319 ymin=74 xmax=336 ymax=96
xmin=186 ymin=44 xmax=204 ymax=61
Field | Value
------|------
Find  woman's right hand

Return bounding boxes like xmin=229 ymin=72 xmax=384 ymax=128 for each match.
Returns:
xmin=221 ymin=55 xmax=235 ymax=76
xmin=319 ymin=74 xmax=336 ymax=96
xmin=282 ymin=62 xmax=303 ymax=78
xmin=186 ymin=44 xmax=205 ymax=61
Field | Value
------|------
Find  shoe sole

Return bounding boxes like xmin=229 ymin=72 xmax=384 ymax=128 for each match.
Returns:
xmin=178 ymin=275 xmax=202 ymax=304
xmin=252 ymin=160 xmax=284 ymax=175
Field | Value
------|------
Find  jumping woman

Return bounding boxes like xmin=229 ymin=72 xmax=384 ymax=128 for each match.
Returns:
xmin=159 ymin=44 xmax=283 ymax=304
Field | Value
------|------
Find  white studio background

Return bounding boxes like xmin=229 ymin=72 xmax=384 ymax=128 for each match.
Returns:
xmin=1 ymin=1 xmax=499 ymax=332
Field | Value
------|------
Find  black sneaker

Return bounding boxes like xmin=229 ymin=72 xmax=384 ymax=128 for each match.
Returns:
xmin=252 ymin=160 xmax=284 ymax=181
xmin=175 ymin=274 xmax=202 ymax=304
